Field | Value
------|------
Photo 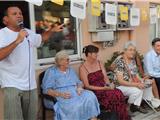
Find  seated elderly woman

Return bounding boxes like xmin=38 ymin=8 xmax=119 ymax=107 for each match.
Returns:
xmin=79 ymin=45 xmax=130 ymax=120
xmin=113 ymin=41 xmax=160 ymax=113
xmin=42 ymin=50 xmax=100 ymax=120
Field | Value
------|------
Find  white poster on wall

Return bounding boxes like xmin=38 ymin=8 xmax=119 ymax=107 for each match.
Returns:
xmin=105 ymin=3 xmax=117 ymax=25
xmin=25 ymin=0 xmax=43 ymax=6
xmin=70 ymin=0 xmax=87 ymax=19
xmin=150 ymin=8 xmax=157 ymax=24
xmin=130 ymin=8 xmax=140 ymax=26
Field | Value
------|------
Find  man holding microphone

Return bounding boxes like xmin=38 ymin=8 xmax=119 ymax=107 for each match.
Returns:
xmin=0 ymin=5 xmax=63 ymax=120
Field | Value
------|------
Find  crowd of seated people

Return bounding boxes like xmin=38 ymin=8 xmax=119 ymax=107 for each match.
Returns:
xmin=41 ymin=39 xmax=160 ymax=120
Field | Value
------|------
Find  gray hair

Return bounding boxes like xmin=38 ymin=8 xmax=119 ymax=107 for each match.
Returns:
xmin=124 ymin=41 xmax=136 ymax=50
xmin=55 ymin=50 xmax=69 ymax=65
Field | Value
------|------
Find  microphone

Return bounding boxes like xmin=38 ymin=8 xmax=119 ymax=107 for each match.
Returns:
xmin=17 ymin=21 xmax=24 ymax=29
xmin=17 ymin=21 xmax=29 ymax=38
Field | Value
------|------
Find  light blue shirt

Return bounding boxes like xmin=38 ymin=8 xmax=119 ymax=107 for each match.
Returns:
xmin=144 ymin=49 xmax=160 ymax=78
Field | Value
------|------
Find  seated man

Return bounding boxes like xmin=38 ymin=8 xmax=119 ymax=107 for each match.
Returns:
xmin=113 ymin=41 xmax=160 ymax=113
xmin=41 ymin=50 xmax=100 ymax=120
xmin=144 ymin=38 xmax=160 ymax=97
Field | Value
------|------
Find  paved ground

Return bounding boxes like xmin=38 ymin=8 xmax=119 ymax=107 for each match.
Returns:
xmin=132 ymin=110 xmax=160 ymax=120
xmin=41 ymin=107 xmax=160 ymax=120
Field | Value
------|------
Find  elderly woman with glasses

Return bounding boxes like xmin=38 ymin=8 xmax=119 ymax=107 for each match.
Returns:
xmin=113 ymin=41 xmax=160 ymax=113
xmin=42 ymin=50 xmax=100 ymax=120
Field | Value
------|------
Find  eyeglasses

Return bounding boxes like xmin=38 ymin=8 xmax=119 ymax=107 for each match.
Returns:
xmin=127 ymin=48 xmax=136 ymax=52
xmin=62 ymin=58 xmax=70 ymax=61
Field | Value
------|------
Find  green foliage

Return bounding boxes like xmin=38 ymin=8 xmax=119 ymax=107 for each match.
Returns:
xmin=105 ymin=51 xmax=121 ymax=71
xmin=136 ymin=51 xmax=144 ymax=61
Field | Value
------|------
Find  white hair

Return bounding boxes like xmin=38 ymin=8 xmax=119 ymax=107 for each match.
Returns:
xmin=55 ymin=50 xmax=69 ymax=65
xmin=124 ymin=41 xmax=136 ymax=50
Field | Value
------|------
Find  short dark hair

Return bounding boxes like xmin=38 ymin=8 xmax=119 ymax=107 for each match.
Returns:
xmin=83 ymin=45 xmax=99 ymax=56
xmin=152 ymin=38 xmax=160 ymax=46
xmin=3 ymin=5 xmax=21 ymax=17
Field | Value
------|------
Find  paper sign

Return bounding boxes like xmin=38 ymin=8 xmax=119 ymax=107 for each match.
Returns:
xmin=150 ymin=8 xmax=157 ymax=24
xmin=91 ymin=0 xmax=101 ymax=16
xmin=70 ymin=0 xmax=87 ymax=19
xmin=25 ymin=0 xmax=43 ymax=6
xmin=51 ymin=0 xmax=64 ymax=6
xmin=141 ymin=8 xmax=148 ymax=22
xmin=119 ymin=5 xmax=128 ymax=21
xmin=105 ymin=3 xmax=117 ymax=25
xmin=130 ymin=8 xmax=140 ymax=26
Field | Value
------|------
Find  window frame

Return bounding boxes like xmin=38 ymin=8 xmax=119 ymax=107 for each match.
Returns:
xmin=149 ymin=3 xmax=160 ymax=43
xmin=28 ymin=1 xmax=82 ymax=68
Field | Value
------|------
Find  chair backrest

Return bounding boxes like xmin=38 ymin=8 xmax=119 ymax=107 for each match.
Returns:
xmin=39 ymin=71 xmax=56 ymax=120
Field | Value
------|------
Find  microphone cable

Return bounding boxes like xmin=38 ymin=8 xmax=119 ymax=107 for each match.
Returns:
xmin=27 ymin=38 xmax=31 ymax=119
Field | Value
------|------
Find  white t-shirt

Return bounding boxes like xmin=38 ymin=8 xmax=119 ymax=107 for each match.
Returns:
xmin=0 ymin=27 xmax=42 ymax=90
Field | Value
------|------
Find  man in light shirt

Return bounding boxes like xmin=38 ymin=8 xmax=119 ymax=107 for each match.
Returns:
xmin=0 ymin=5 xmax=63 ymax=120
xmin=144 ymin=38 xmax=160 ymax=97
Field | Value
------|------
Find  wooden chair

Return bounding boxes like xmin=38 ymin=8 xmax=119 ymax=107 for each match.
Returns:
xmin=39 ymin=71 xmax=57 ymax=120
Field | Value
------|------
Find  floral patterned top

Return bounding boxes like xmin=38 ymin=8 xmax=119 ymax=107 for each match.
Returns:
xmin=113 ymin=55 xmax=140 ymax=86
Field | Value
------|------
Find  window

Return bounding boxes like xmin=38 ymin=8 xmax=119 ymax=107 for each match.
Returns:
xmin=0 ymin=1 xmax=81 ymax=66
xmin=149 ymin=4 xmax=160 ymax=43
xmin=31 ymin=1 xmax=80 ymax=65
xmin=157 ymin=18 xmax=160 ymax=37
